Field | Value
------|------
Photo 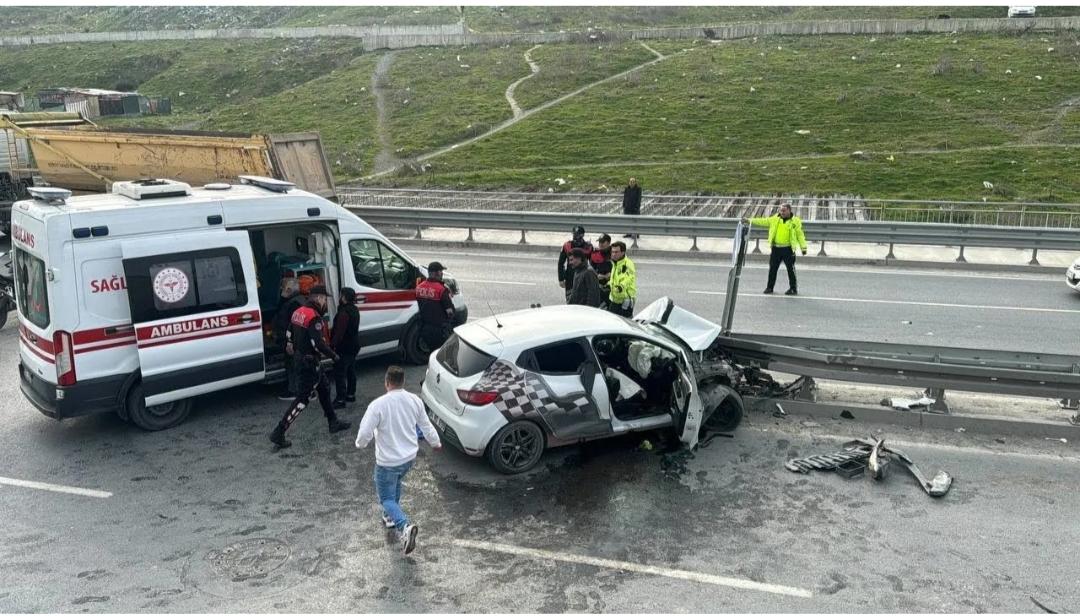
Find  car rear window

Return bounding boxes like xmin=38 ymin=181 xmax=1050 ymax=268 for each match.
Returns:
xmin=14 ymin=248 xmax=49 ymax=329
xmin=437 ymin=334 xmax=495 ymax=377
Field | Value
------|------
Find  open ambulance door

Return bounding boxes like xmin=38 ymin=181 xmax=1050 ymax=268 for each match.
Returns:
xmin=121 ymin=231 xmax=265 ymax=406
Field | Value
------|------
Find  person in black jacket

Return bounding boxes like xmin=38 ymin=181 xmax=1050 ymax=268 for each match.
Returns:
xmin=269 ymin=286 xmax=351 ymax=450
xmin=622 ymin=178 xmax=642 ymax=238
xmin=331 ymin=287 xmax=361 ymax=407
xmin=557 ymin=226 xmax=593 ymax=302
xmin=567 ymin=249 xmax=603 ymax=308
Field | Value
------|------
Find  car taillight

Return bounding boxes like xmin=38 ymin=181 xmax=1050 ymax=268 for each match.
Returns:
xmin=53 ymin=331 xmax=76 ymax=386
xmin=457 ymin=389 xmax=498 ymax=406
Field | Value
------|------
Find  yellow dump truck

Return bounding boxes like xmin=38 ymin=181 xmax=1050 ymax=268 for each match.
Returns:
xmin=5 ymin=124 xmax=336 ymax=199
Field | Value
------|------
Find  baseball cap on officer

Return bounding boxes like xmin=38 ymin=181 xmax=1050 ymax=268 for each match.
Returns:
xmin=572 ymin=225 xmax=586 ymax=237
xmin=427 ymin=262 xmax=445 ymax=272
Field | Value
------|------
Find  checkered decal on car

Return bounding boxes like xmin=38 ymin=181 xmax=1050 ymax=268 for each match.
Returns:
xmin=477 ymin=360 xmax=595 ymax=421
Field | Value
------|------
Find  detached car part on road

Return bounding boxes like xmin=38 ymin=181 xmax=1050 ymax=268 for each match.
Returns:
xmin=422 ymin=297 xmax=746 ymax=474
xmin=1067 ymin=257 xmax=1080 ymax=294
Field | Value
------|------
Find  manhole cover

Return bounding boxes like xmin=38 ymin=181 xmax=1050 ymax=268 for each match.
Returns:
xmin=206 ymin=538 xmax=290 ymax=581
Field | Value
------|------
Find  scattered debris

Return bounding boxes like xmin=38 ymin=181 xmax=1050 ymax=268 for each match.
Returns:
xmin=773 ymin=403 xmax=787 ymax=417
xmin=901 ymin=320 xmax=912 ymax=325
xmin=638 ymin=439 xmax=654 ymax=452
xmin=785 ymin=437 xmax=952 ymax=496
xmin=955 ymin=427 xmax=966 ymax=433
xmin=881 ymin=395 xmax=935 ymax=411
xmin=794 ymin=129 xmax=811 ymax=135
xmin=995 ymin=437 xmax=1006 ymax=444
xmin=840 ymin=410 xmax=855 ymax=420
xmin=1044 ymin=438 xmax=1068 ymax=444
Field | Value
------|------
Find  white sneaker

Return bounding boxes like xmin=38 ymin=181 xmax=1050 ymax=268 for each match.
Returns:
xmin=400 ymin=523 xmax=418 ymax=555
xmin=381 ymin=514 xmax=396 ymax=529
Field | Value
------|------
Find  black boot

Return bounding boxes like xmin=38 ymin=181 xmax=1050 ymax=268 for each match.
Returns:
xmin=785 ymin=288 xmax=798 ymax=296
xmin=269 ymin=425 xmax=292 ymax=450
xmin=328 ymin=416 xmax=351 ymax=434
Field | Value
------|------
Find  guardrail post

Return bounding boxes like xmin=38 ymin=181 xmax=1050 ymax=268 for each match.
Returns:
xmin=519 ymin=229 xmax=527 ymax=244
xmin=1060 ymin=398 xmax=1079 ymax=411
xmin=795 ymin=377 xmax=818 ymax=402
xmin=752 ymin=238 xmax=762 ymax=254
xmin=924 ymin=387 xmax=949 ymax=414
xmin=631 ymin=234 xmax=640 ymax=249
xmin=955 ymin=245 xmax=966 ymax=263
xmin=1029 ymin=248 xmax=1040 ymax=266
xmin=690 ymin=236 xmax=700 ymax=252
xmin=817 ymin=241 xmax=827 ymax=257
xmin=886 ymin=243 xmax=896 ymax=260
xmin=466 ymin=227 xmax=475 ymax=243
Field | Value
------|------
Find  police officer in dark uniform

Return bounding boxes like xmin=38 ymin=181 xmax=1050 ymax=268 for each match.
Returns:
xmin=269 ymin=285 xmax=351 ymax=450
xmin=416 ymin=262 xmax=455 ymax=351
xmin=557 ymin=226 xmax=593 ymax=303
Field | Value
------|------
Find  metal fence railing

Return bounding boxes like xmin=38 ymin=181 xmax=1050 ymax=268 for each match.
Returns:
xmin=339 ymin=187 xmax=1080 ymax=229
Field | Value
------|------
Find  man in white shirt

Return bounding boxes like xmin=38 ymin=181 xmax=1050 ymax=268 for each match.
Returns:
xmin=355 ymin=365 xmax=441 ymax=555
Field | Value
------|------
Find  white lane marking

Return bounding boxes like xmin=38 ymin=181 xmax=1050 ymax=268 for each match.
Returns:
xmin=0 ymin=476 xmax=112 ymax=498
xmin=748 ymin=428 xmax=1080 ymax=463
xmin=412 ymin=249 xmax=1063 ymax=282
xmin=455 ymin=278 xmax=536 ymax=286
xmin=452 ymin=538 xmax=814 ymax=598
xmin=687 ymin=291 xmax=1080 ymax=315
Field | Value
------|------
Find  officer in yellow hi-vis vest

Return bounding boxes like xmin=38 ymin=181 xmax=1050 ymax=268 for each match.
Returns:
xmin=743 ymin=204 xmax=808 ymax=295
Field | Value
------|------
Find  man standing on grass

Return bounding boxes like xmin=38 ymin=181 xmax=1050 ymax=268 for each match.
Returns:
xmin=355 ymin=366 xmax=442 ymax=556
xmin=743 ymin=204 xmax=808 ymax=295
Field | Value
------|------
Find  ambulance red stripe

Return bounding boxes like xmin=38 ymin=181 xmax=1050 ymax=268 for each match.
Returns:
xmin=19 ymin=324 xmax=55 ymax=354
xmin=363 ymin=290 xmax=416 ymax=303
xmin=20 ymin=337 xmax=55 ymax=364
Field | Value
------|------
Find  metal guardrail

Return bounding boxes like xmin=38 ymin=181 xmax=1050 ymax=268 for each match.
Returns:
xmin=340 ymin=187 xmax=1080 ymax=229
xmin=719 ymin=334 xmax=1080 ymax=401
xmin=346 ymin=204 xmax=1080 ymax=262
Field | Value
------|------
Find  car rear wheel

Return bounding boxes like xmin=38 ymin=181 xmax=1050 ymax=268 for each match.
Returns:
xmin=126 ymin=383 xmax=192 ymax=431
xmin=486 ymin=420 xmax=545 ymax=474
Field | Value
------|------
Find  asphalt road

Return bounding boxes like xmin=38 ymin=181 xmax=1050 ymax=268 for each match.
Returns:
xmin=2 ymin=247 xmax=1079 ymax=613
xmin=2 ymin=323 xmax=1080 ymax=612
xmin=415 ymin=247 xmax=1080 ymax=356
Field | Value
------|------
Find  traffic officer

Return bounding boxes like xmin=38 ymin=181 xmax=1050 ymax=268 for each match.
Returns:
xmin=607 ymin=241 xmax=637 ymax=318
xmin=269 ymin=285 xmax=351 ymax=450
xmin=557 ymin=225 xmax=593 ymax=302
xmin=416 ymin=262 xmax=455 ymax=351
xmin=743 ymin=204 xmax=808 ymax=295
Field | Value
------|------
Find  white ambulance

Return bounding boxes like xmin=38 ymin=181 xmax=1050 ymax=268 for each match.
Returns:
xmin=12 ymin=177 xmax=467 ymax=430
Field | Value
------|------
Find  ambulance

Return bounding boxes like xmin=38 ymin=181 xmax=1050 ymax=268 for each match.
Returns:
xmin=12 ymin=177 xmax=467 ymax=430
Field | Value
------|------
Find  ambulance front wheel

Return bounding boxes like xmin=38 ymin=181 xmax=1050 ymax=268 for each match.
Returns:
xmin=126 ymin=384 xmax=192 ymax=431
xmin=402 ymin=322 xmax=431 ymax=365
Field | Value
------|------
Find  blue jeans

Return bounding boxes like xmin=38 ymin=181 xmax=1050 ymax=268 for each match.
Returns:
xmin=374 ymin=460 xmax=414 ymax=532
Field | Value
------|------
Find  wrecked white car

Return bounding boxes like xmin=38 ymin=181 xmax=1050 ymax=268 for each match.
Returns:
xmin=420 ymin=298 xmax=744 ymax=474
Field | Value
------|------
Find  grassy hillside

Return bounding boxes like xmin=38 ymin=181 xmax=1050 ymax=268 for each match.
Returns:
xmin=390 ymin=32 xmax=1080 ymax=201
xmin=0 ymin=39 xmax=365 ymax=112
xmin=513 ymin=42 xmax=657 ymax=110
xmin=382 ymin=46 xmax=527 ymax=158
xmin=209 ymin=55 xmax=381 ymax=178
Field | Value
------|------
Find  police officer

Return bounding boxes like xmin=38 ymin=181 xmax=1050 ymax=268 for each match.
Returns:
xmin=269 ymin=285 xmax=351 ymax=450
xmin=607 ymin=241 xmax=637 ymax=318
xmin=557 ymin=226 xmax=593 ymax=302
xmin=743 ymin=203 xmax=808 ymax=295
xmin=416 ymin=262 xmax=455 ymax=351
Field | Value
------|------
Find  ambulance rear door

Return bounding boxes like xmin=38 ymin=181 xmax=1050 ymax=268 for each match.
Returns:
xmin=121 ymin=230 xmax=265 ymax=405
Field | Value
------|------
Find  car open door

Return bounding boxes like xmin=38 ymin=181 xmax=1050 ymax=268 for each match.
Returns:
xmin=121 ymin=231 xmax=264 ymax=406
xmin=672 ymin=366 xmax=704 ymax=449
